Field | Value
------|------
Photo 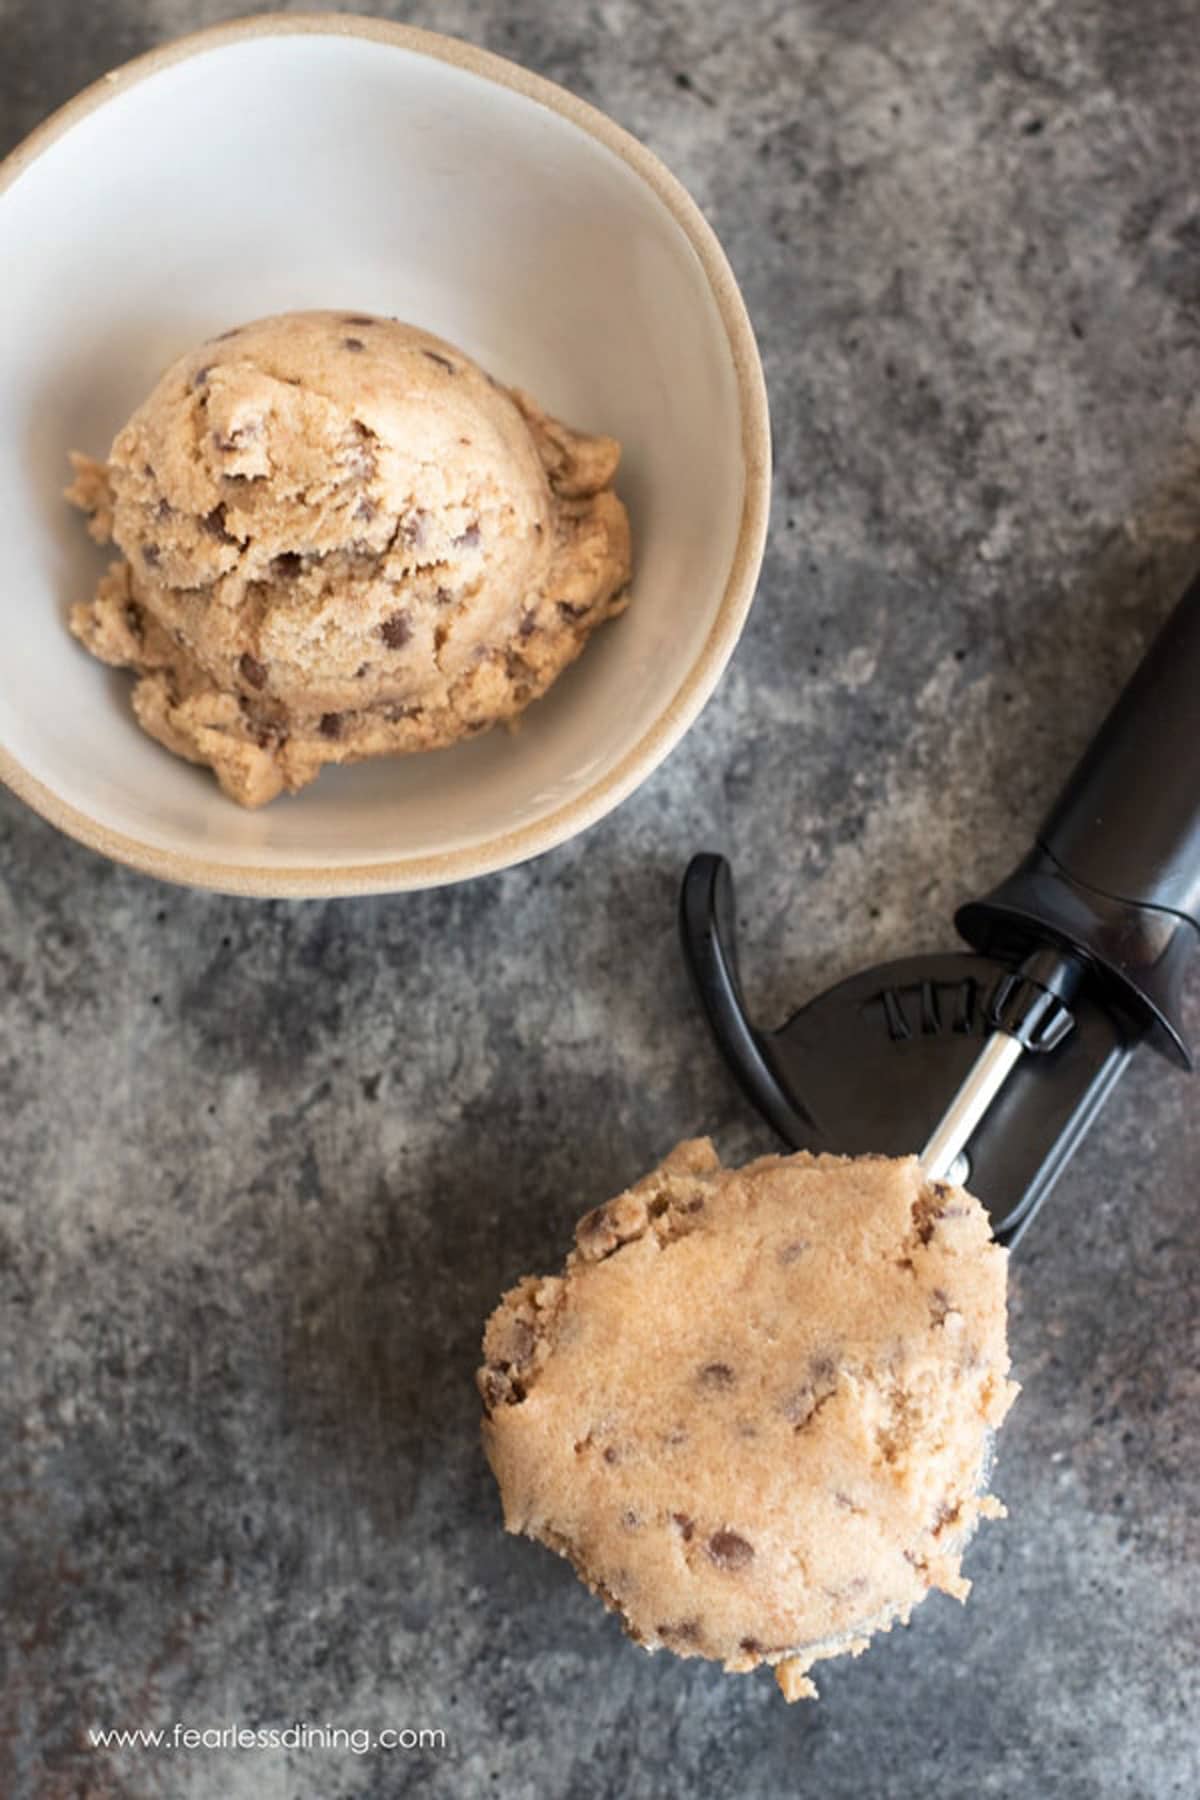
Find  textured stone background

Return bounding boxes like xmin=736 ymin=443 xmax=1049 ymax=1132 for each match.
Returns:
xmin=2 ymin=3 xmax=1199 ymax=1796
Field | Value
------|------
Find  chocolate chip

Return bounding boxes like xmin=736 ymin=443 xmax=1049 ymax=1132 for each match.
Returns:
xmin=657 ymin=1619 xmax=701 ymax=1643
xmin=239 ymin=653 xmax=267 ymax=690
xmin=342 ymin=337 xmax=366 ymax=352
xmin=319 ymin=713 xmax=342 ymax=740
xmin=193 ymin=365 xmax=211 ymax=389
xmin=602 ymin=1446 xmax=619 ymax=1465
xmin=671 ymin=1512 xmax=694 ymax=1541
xmin=913 ymin=1187 xmax=968 ymax=1240
xmin=698 ymin=1362 xmax=735 ymax=1390
xmin=910 ymin=1194 xmax=941 ymax=1244
xmin=380 ymin=612 xmax=413 ymax=650
xmin=785 ymin=1387 xmax=819 ymax=1428
xmin=355 ymin=663 xmax=370 ymax=679
xmin=212 ymin=421 xmax=261 ymax=453
xmin=932 ymin=1498 xmax=961 ymax=1534
xmin=201 ymin=505 xmax=233 ymax=542
xmin=557 ymin=600 xmax=590 ymax=621
xmin=141 ymin=543 xmax=161 ymax=566
xmin=400 ymin=510 xmax=429 ymax=550
xmin=785 ymin=1356 xmax=838 ymax=1430
xmin=707 ymin=1530 xmax=754 ymax=1571
xmin=739 ymin=1637 xmax=765 ymax=1656
xmin=271 ymin=552 xmax=303 ymax=579
xmin=452 ymin=522 xmax=481 ymax=550
xmin=422 ymin=349 xmax=455 ymax=373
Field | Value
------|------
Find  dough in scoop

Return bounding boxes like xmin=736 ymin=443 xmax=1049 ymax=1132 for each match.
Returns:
xmin=478 ymin=1139 xmax=1017 ymax=1700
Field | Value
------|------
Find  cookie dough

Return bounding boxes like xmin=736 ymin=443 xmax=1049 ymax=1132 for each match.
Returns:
xmin=478 ymin=1140 xmax=1017 ymax=1701
xmin=67 ymin=311 xmax=631 ymax=805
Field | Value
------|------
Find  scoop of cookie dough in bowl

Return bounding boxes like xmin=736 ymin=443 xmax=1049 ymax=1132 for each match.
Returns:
xmin=66 ymin=310 xmax=633 ymax=809
xmin=0 ymin=16 xmax=768 ymax=897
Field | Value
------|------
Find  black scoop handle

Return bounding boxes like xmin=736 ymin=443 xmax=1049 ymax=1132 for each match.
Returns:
xmin=957 ymin=571 xmax=1200 ymax=1066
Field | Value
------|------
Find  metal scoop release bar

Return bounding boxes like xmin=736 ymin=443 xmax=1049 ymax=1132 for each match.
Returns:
xmin=919 ymin=950 xmax=1079 ymax=1183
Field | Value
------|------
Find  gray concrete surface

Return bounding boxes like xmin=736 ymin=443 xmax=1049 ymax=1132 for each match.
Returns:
xmin=2 ymin=2 xmax=1199 ymax=1796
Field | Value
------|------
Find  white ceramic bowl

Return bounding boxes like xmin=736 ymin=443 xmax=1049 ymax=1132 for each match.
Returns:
xmin=0 ymin=14 xmax=769 ymax=896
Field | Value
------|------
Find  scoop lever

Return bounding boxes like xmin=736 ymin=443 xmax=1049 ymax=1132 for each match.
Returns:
xmin=681 ymin=569 xmax=1200 ymax=1244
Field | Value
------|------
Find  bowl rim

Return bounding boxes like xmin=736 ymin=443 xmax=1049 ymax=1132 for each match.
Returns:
xmin=0 ymin=10 xmax=771 ymax=898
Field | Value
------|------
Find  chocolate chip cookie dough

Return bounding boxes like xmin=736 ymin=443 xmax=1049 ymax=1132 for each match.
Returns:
xmin=478 ymin=1140 xmax=1017 ymax=1700
xmin=67 ymin=311 xmax=631 ymax=805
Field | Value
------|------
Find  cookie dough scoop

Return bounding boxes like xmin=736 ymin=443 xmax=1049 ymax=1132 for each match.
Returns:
xmin=478 ymin=1140 xmax=1017 ymax=1700
xmin=680 ymin=570 xmax=1200 ymax=1241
